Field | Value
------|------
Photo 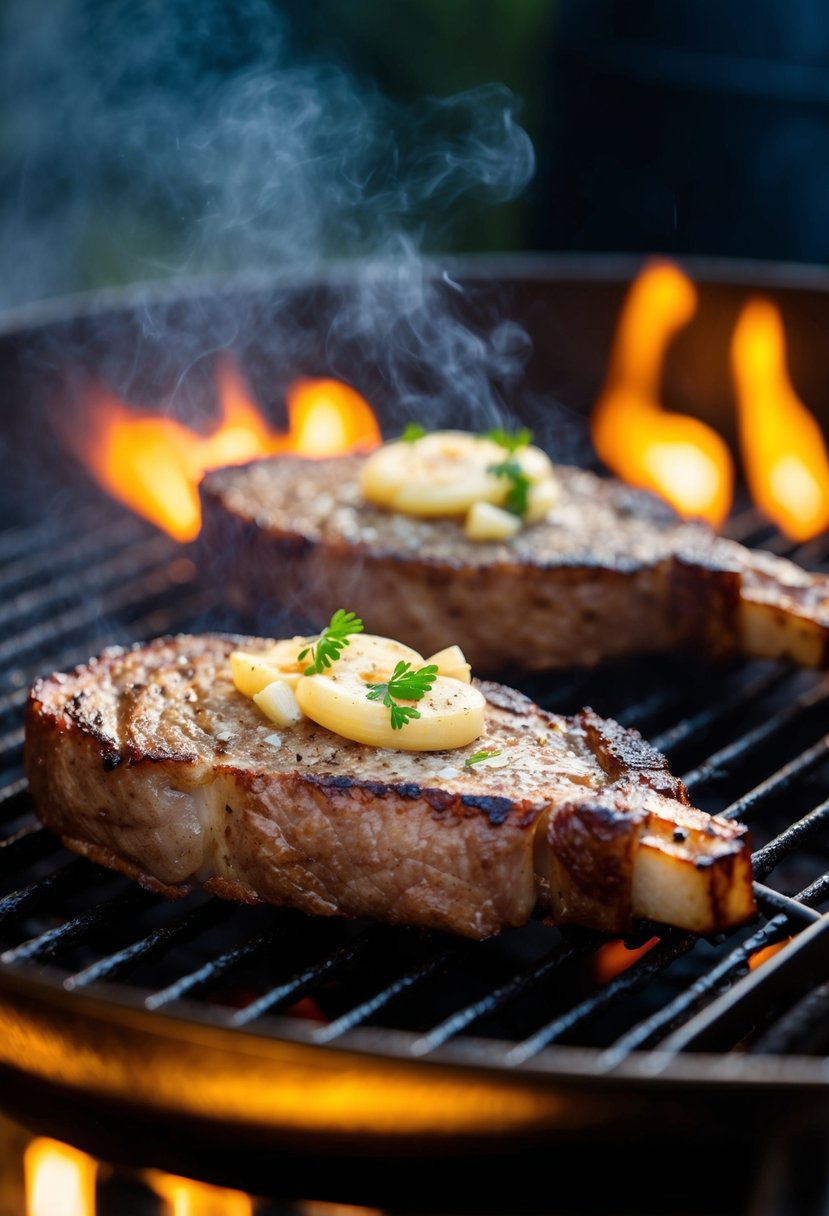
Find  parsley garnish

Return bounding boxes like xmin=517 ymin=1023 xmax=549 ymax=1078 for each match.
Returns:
xmin=487 ymin=426 xmax=533 ymax=455
xmin=401 ymin=422 xmax=426 ymax=443
xmin=488 ymin=458 xmax=533 ymax=516
xmin=365 ymin=661 xmax=439 ymax=730
xmin=485 ymin=427 xmax=534 ymax=516
xmin=465 ymin=748 xmax=503 ymax=767
xmin=297 ymin=609 xmax=364 ymax=676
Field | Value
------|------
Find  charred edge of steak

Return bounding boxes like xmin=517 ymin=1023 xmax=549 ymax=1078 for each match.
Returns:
xmin=575 ymin=707 xmax=689 ymax=804
xmin=546 ymin=797 xmax=646 ymax=934
xmin=304 ymin=772 xmax=520 ymax=828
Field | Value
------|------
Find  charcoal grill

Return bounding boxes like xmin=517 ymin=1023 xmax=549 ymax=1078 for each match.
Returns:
xmin=1 ymin=255 xmax=829 ymax=1216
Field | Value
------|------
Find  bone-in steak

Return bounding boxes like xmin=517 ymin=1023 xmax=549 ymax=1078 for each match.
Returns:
xmin=200 ymin=456 xmax=829 ymax=672
xmin=24 ymin=634 xmax=756 ymax=939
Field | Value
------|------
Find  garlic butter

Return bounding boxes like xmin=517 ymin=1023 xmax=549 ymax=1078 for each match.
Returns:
xmin=358 ymin=429 xmax=558 ymax=537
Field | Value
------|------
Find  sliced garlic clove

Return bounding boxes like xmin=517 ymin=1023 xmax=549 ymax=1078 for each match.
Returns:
xmin=230 ymin=651 xmax=293 ymax=698
xmin=296 ymin=669 xmax=485 ymax=751
xmin=253 ymin=679 xmax=303 ymax=727
xmin=360 ymin=430 xmax=560 ymax=518
xmin=261 ymin=637 xmax=315 ymax=685
xmin=524 ymin=476 xmax=559 ymax=523
xmin=327 ymin=633 xmax=424 ymax=679
xmin=464 ymin=501 xmax=522 ymax=541
xmin=425 ymin=644 xmax=472 ymax=683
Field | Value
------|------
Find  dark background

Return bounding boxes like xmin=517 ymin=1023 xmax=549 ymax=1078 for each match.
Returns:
xmin=3 ymin=0 xmax=829 ymax=310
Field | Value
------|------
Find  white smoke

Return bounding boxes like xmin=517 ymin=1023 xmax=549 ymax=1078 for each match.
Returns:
xmin=0 ymin=0 xmax=533 ymax=302
xmin=0 ymin=0 xmax=538 ymax=432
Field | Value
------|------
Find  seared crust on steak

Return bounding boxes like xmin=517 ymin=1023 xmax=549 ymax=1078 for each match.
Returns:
xmin=24 ymin=634 xmax=757 ymax=939
xmin=200 ymin=455 xmax=829 ymax=671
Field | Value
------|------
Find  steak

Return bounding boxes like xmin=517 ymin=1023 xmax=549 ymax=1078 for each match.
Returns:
xmin=200 ymin=455 xmax=829 ymax=672
xmin=24 ymin=633 xmax=756 ymax=939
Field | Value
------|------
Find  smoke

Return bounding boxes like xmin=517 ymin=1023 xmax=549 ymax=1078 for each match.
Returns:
xmin=0 ymin=0 xmax=533 ymax=295
xmin=0 ymin=0 xmax=537 ymax=431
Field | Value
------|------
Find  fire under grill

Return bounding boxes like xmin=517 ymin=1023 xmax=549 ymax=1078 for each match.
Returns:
xmin=1 ymin=258 xmax=829 ymax=1215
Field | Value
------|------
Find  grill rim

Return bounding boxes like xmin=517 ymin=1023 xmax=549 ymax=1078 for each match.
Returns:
xmin=0 ymin=915 xmax=827 ymax=1148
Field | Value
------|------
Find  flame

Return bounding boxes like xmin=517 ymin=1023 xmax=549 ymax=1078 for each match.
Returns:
xmin=592 ymin=936 xmax=659 ymax=985
xmin=732 ymin=299 xmax=829 ymax=541
xmin=72 ymin=362 xmax=381 ymax=541
xmin=592 ymin=260 xmax=734 ymax=526
xmin=147 ymin=1171 xmax=254 ymax=1216
xmin=24 ymin=1139 xmax=97 ymax=1216
xmin=748 ymin=939 xmax=791 ymax=971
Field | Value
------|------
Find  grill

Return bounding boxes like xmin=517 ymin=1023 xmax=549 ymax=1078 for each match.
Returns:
xmin=1 ymin=256 xmax=829 ymax=1216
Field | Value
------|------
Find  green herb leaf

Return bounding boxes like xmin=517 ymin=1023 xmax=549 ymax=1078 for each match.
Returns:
xmin=464 ymin=748 xmax=504 ymax=767
xmin=365 ymin=661 xmax=439 ymax=730
xmin=488 ymin=457 xmax=532 ymax=516
xmin=401 ymin=422 xmax=427 ymax=443
xmin=487 ymin=426 xmax=532 ymax=455
xmin=297 ymin=609 xmax=364 ymax=675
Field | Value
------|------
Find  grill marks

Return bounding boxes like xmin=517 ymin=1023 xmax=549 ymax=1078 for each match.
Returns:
xmin=0 ymin=507 xmax=827 ymax=1067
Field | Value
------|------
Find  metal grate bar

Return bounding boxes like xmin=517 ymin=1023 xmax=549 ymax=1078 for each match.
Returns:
xmin=504 ymin=932 xmax=696 ymax=1066
xmin=681 ymin=682 xmax=829 ymax=790
xmin=0 ymin=858 xmax=91 ymax=928
xmin=145 ymin=927 xmax=289 ymax=1011
xmin=0 ymin=778 xmax=27 ymax=807
xmin=0 ymin=504 xmax=106 ymax=566
xmin=0 ymin=516 xmax=150 ymax=620
xmin=64 ymin=898 xmax=234 ymax=990
xmin=0 ymin=586 xmax=214 ymax=728
xmin=0 ymin=728 xmax=24 ymax=760
xmin=614 ymin=686 xmax=681 ymax=730
xmin=0 ymin=531 xmax=175 ymax=640
xmin=750 ymin=798 xmax=829 ymax=874
xmin=797 ymin=874 xmax=829 ymax=906
xmin=229 ymin=929 xmax=380 ymax=1027
xmin=0 ymin=552 xmax=187 ymax=671
xmin=596 ymin=913 xmax=793 ymax=1068
xmin=312 ymin=946 xmax=459 ymax=1045
xmin=751 ymin=980 xmax=829 ymax=1055
xmin=0 ymin=887 xmax=154 ymax=963
xmin=408 ymin=938 xmax=591 ymax=1058
xmin=721 ymin=738 xmax=829 ymax=821
xmin=0 ymin=825 xmax=58 ymax=875
xmin=649 ymin=666 xmax=789 ymax=755
xmin=752 ymin=883 xmax=822 ymax=928
xmin=655 ymin=909 xmax=829 ymax=1056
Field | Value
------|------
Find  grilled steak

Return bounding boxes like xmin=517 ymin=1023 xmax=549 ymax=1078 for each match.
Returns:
xmin=200 ymin=455 xmax=829 ymax=672
xmin=24 ymin=633 xmax=756 ymax=939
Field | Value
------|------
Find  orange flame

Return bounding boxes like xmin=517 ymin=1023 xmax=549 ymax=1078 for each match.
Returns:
xmin=748 ymin=939 xmax=791 ymax=971
xmin=592 ymin=936 xmax=659 ymax=985
xmin=731 ymin=299 xmax=829 ymax=541
xmin=592 ymin=260 xmax=734 ymax=526
xmin=147 ymin=1171 xmax=254 ymax=1216
xmin=72 ymin=362 xmax=381 ymax=541
xmin=24 ymin=1139 xmax=97 ymax=1216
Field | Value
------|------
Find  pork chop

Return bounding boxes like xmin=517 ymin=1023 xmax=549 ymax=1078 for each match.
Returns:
xmin=199 ymin=455 xmax=829 ymax=672
xmin=24 ymin=633 xmax=756 ymax=939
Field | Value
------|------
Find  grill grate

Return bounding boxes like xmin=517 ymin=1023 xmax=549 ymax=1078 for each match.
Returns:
xmin=1 ymin=492 xmax=828 ymax=1117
